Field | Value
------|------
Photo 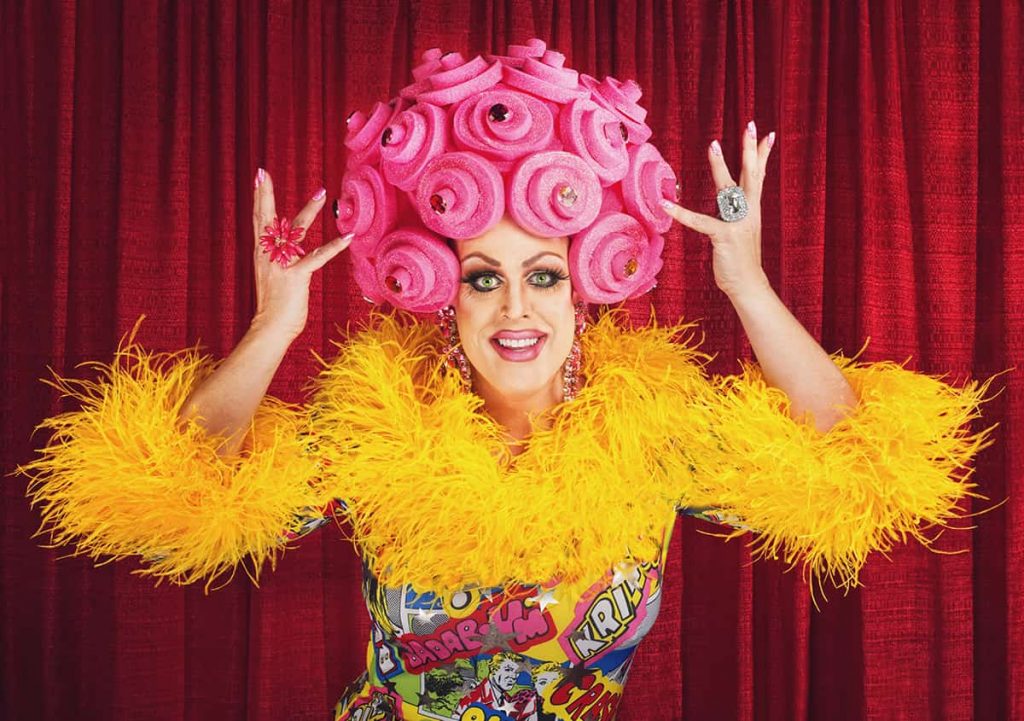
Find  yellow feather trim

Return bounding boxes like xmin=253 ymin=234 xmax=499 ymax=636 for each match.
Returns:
xmin=670 ymin=355 xmax=1000 ymax=600
xmin=307 ymin=311 xmax=997 ymax=600
xmin=308 ymin=313 xmax=715 ymax=598
xmin=16 ymin=324 xmax=321 ymax=591
xmin=17 ymin=312 xmax=998 ymax=602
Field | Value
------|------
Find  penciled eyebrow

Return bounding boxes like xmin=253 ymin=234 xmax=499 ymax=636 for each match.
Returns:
xmin=461 ymin=251 xmax=566 ymax=268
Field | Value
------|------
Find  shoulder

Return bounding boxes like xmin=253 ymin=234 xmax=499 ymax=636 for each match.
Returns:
xmin=581 ymin=311 xmax=711 ymax=393
xmin=312 ymin=313 xmax=445 ymax=395
xmin=304 ymin=314 xmax=475 ymax=433
xmin=331 ymin=313 xmax=442 ymax=364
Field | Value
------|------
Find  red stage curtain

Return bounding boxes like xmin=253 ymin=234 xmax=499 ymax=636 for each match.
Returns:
xmin=2 ymin=1 xmax=1021 ymax=719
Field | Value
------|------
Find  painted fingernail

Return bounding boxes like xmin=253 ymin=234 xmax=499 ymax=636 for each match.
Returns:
xmin=767 ymin=131 xmax=776 ymax=148
xmin=254 ymin=168 xmax=265 ymax=189
xmin=747 ymin=121 xmax=757 ymax=139
xmin=660 ymin=199 xmax=675 ymax=209
xmin=311 ymin=187 xmax=326 ymax=202
xmin=710 ymin=139 xmax=722 ymax=157
xmin=331 ymin=199 xmax=340 ymax=218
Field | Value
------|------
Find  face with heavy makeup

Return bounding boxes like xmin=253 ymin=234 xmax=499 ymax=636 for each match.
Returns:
xmin=452 ymin=215 xmax=577 ymax=406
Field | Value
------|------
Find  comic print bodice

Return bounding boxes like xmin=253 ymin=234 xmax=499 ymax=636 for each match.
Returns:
xmin=333 ymin=511 xmax=678 ymax=721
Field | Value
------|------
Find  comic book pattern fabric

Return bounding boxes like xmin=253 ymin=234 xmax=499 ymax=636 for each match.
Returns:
xmin=332 ymin=511 xmax=677 ymax=721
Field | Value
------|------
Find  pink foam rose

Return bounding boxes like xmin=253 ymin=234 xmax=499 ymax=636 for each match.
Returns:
xmin=621 ymin=143 xmax=678 ymax=236
xmin=502 ymin=54 xmax=589 ymax=104
xmin=560 ymin=97 xmax=630 ymax=186
xmin=380 ymin=103 xmax=449 ymax=192
xmin=372 ymin=227 xmax=459 ymax=312
xmin=451 ymin=87 xmax=557 ymax=171
xmin=350 ymin=247 xmax=385 ymax=304
xmin=569 ymin=212 xmax=665 ymax=304
xmin=414 ymin=152 xmax=505 ymax=239
xmin=413 ymin=48 xmax=444 ymax=80
xmin=507 ymin=151 xmax=602 ymax=238
xmin=344 ymin=98 xmax=405 ymax=170
xmin=335 ymin=165 xmax=397 ymax=255
xmin=484 ymin=37 xmax=547 ymax=68
xmin=397 ymin=48 xmax=446 ymax=99
xmin=415 ymin=54 xmax=503 ymax=106
xmin=579 ymin=74 xmax=653 ymax=144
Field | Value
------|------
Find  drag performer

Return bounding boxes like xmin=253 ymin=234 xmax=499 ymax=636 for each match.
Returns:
xmin=18 ymin=39 xmax=995 ymax=721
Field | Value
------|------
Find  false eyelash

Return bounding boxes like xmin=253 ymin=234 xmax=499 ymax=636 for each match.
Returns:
xmin=533 ymin=267 xmax=570 ymax=283
xmin=459 ymin=267 xmax=571 ymax=294
xmin=460 ymin=271 xmax=492 ymax=283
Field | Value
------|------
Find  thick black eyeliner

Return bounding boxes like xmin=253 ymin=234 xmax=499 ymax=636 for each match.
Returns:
xmin=459 ymin=267 xmax=569 ymax=293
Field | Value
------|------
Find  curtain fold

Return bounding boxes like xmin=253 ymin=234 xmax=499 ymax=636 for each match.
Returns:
xmin=2 ymin=1 xmax=1020 ymax=719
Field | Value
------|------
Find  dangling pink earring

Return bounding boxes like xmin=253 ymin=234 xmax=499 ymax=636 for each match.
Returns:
xmin=563 ymin=301 xmax=587 ymax=402
xmin=437 ymin=305 xmax=472 ymax=385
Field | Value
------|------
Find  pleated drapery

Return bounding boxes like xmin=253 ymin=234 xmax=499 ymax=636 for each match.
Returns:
xmin=2 ymin=1 xmax=1021 ymax=719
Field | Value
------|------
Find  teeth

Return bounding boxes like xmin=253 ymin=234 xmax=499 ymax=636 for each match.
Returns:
xmin=496 ymin=337 xmax=540 ymax=349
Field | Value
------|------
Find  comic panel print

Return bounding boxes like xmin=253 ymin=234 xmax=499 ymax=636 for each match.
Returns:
xmin=365 ymin=578 xmax=559 ymax=676
xmin=334 ymin=678 xmax=406 ymax=721
xmin=419 ymin=655 xmax=626 ymax=721
xmin=558 ymin=560 xmax=663 ymax=667
xmin=335 ymin=655 xmax=629 ymax=721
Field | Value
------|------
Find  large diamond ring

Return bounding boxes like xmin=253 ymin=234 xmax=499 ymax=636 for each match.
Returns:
xmin=716 ymin=186 xmax=748 ymax=222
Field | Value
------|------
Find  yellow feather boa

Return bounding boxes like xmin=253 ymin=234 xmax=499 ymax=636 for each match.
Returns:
xmin=306 ymin=313 xmax=997 ymax=598
xmin=17 ymin=335 xmax=322 ymax=589
xmin=17 ymin=313 xmax=998 ymax=599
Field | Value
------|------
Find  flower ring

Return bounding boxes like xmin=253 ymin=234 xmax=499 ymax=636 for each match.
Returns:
xmin=259 ymin=216 xmax=306 ymax=266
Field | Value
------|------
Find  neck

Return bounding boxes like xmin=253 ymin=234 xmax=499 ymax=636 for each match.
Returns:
xmin=475 ymin=376 xmax=563 ymax=450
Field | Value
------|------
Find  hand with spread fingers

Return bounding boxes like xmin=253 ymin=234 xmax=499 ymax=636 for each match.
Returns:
xmin=251 ymin=168 xmax=354 ymax=341
xmin=660 ymin=120 xmax=776 ymax=300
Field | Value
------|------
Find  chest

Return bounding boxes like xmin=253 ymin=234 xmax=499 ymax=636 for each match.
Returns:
xmin=346 ymin=513 xmax=678 ymax=721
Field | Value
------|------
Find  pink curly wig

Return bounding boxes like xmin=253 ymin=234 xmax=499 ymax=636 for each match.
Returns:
xmin=336 ymin=38 xmax=678 ymax=312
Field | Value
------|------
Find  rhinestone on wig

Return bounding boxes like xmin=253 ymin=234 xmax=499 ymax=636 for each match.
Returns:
xmin=430 ymin=193 xmax=448 ymax=214
xmin=437 ymin=305 xmax=472 ymax=385
xmin=488 ymin=103 xmax=510 ymax=122
xmin=562 ymin=301 xmax=588 ymax=402
xmin=556 ymin=185 xmax=578 ymax=208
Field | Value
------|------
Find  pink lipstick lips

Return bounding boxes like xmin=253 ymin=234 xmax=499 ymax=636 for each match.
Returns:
xmin=490 ymin=329 xmax=547 ymax=362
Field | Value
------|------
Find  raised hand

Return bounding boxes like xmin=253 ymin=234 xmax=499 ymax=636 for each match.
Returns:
xmin=251 ymin=168 xmax=353 ymax=340
xmin=660 ymin=121 xmax=775 ymax=300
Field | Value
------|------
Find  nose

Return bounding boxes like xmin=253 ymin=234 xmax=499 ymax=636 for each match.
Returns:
xmin=501 ymin=277 xmax=531 ymax=319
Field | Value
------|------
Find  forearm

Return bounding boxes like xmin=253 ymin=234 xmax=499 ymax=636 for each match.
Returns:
xmin=177 ymin=323 xmax=297 ymax=456
xmin=727 ymin=276 xmax=858 ymax=433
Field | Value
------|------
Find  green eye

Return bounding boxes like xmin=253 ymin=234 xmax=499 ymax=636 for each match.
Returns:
xmin=470 ymin=274 xmax=500 ymax=291
xmin=529 ymin=269 xmax=568 ymax=288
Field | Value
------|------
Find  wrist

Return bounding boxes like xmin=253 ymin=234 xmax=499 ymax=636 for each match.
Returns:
xmin=246 ymin=317 xmax=302 ymax=349
xmin=724 ymin=273 xmax=775 ymax=306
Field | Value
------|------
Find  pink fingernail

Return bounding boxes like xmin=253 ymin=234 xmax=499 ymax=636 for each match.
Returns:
xmin=767 ymin=131 xmax=776 ymax=148
xmin=710 ymin=139 xmax=722 ymax=157
xmin=254 ymin=168 xmax=265 ymax=189
xmin=747 ymin=121 xmax=757 ymax=139
xmin=311 ymin=187 xmax=326 ymax=202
